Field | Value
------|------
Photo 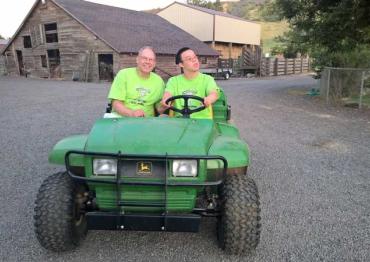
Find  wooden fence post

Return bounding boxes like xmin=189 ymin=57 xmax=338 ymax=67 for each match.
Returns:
xmin=284 ymin=59 xmax=288 ymax=75
xmin=274 ymin=58 xmax=278 ymax=76
xmin=300 ymin=58 xmax=303 ymax=73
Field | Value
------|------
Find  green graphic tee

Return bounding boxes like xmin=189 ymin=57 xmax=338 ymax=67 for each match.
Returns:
xmin=165 ymin=73 xmax=219 ymax=119
xmin=108 ymin=68 xmax=164 ymax=117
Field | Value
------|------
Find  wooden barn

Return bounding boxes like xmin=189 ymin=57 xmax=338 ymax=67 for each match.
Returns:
xmin=0 ymin=0 xmax=218 ymax=81
xmin=157 ymin=2 xmax=261 ymax=60
xmin=0 ymin=39 xmax=8 ymax=75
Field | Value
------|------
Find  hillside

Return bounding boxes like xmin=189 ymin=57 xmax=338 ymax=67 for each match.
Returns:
xmin=260 ymin=21 xmax=289 ymax=53
xmin=225 ymin=0 xmax=289 ymax=53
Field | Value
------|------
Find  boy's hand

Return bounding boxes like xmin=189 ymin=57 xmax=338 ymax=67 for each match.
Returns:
xmin=161 ymin=92 xmax=172 ymax=108
xmin=203 ymin=91 xmax=218 ymax=107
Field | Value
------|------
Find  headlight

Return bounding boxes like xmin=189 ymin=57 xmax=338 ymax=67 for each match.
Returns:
xmin=93 ymin=159 xmax=117 ymax=176
xmin=172 ymin=160 xmax=197 ymax=177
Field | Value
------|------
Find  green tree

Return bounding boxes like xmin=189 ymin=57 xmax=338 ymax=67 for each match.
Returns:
xmin=213 ymin=0 xmax=223 ymax=11
xmin=187 ymin=0 xmax=223 ymax=11
xmin=259 ymin=0 xmax=280 ymax=22
xmin=274 ymin=0 xmax=370 ymax=66
xmin=187 ymin=0 xmax=208 ymax=7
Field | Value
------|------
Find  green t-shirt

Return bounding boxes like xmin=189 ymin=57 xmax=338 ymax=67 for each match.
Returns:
xmin=108 ymin=68 xmax=164 ymax=117
xmin=165 ymin=73 xmax=219 ymax=119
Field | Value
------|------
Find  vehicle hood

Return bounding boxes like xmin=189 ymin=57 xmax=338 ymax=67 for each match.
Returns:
xmin=85 ymin=118 xmax=217 ymax=155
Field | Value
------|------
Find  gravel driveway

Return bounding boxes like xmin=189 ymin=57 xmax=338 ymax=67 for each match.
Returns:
xmin=0 ymin=75 xmax=369 ymax=262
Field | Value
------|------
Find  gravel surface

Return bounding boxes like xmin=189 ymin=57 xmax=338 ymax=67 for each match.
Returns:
xmin=0 ymin=75 xmax=369 ymax=262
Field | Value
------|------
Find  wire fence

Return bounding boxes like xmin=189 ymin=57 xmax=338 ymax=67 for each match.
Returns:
xmin=320 ymin=67 xmax=370 ymax=109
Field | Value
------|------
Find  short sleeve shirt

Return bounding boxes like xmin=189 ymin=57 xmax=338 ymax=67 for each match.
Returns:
xmin=108 ymin=68 xmax=165 ymax=117
xmin=165 ymin=73 xmax=219 ymax=119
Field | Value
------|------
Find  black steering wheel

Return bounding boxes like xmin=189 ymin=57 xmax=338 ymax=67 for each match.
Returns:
xmin=165 ymin=95 xmax=206 ymax=118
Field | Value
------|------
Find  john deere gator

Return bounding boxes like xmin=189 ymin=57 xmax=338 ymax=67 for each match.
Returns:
xmin=34 ymin=92 xmax=261 ymax=255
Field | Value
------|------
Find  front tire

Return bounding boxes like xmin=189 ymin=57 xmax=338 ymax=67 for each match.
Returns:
xmin=217 ymin=174 xmax=261 ymax=255
xmin=34 ymin=172 xmax=88 ymax=251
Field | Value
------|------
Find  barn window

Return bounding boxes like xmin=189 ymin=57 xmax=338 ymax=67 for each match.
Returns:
xmin=47 ymin=49 xmax=60 ymax=65
xmin=44 ymin=23 xmax=57 ymax=31
xmin=41 ymin=55 xmax=47 ymax=68
xmin=200 ymin=57 xmax=207 ymax=64
xmin=23 ymin=36 xmax=32 ymax=48
xmin=44 ymin=23 xmax=58 ymax=43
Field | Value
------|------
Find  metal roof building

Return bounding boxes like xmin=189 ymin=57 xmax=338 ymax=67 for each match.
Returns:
xmin=158 ymin=2 xmax=261 ymax=59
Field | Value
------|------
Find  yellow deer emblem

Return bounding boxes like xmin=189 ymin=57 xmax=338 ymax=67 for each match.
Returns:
xmin=138 ymin=162 xmax=151 ymax=174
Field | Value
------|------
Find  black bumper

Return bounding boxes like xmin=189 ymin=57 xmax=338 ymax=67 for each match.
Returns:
xmin=86 ymin=212 xmax=201 ymax=232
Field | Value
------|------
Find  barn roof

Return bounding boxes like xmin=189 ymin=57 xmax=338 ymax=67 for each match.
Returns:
xmin=1 ymin=0 xmax=218 ymax=56
xmin=0 ymin=39 xmax=8 ymax=52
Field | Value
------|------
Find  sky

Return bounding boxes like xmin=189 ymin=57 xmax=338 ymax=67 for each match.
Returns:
xmin=0 ymin=0 xmax=191 ymax=38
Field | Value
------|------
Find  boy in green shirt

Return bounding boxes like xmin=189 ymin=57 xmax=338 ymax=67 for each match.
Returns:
xmin=161 ymin=47 xmax=219 ymax=119
xmin=108 ymin=46 xmax=166 ymax=117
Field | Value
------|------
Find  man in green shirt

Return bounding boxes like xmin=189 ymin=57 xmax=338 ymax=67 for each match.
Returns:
xmin=161 ymin=47 xmax=219 ymax=119
xmin=108 ymin=46 xmax=165 ymax=117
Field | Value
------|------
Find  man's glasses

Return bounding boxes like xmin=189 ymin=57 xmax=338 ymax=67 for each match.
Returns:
xmin=139 ymin=56 xmax=155 ymax=63
xmin=182 ymin=56 xmax=199 ymax=63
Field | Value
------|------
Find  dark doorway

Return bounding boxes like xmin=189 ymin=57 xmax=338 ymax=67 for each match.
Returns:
xmin=16 ymin=50 xmax=25 ymax=76
xmin=98 ymin=54 xmax=113 ymax=81
xmin=47 ymin=49 xmax=61 ymax=78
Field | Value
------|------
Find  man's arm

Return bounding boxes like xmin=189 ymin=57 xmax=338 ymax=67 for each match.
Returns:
xmin=112 ymin=100 xmax=145 ymax=117
xmin=108 ymin=70 xmax=146 ymax=117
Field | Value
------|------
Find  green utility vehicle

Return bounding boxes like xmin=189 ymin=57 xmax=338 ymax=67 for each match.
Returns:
xmin=34 ymin=91 xmax=261 ymax=255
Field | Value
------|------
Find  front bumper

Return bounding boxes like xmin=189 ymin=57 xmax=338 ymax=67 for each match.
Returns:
xmin=86 ymin=212 xmax=201 ymax=232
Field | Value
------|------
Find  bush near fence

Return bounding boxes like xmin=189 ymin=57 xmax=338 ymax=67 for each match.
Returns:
xmin=320 ymin=67 xmax=370 ymax=109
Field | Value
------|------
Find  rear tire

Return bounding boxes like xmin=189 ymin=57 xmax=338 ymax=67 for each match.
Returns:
xmin=34 ymin=172 xmax=88 ymax=251
xmin=217 ymin=174 xmax=261 ymax=255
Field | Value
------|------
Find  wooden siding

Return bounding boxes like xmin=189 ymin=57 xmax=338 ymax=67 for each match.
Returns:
xmin=208 ymin=42 xmax=245 ymax=59
xmin=3 ymin=0 xmax=118 ymax=81
xmin=158 ymin=4 xmax=214 ymax=42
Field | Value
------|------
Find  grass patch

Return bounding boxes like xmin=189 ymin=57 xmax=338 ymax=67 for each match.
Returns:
xmin=343 ymin=94 xmax=370 ymax=108
xmin=286 ymin=88 xmax=311 ymax=96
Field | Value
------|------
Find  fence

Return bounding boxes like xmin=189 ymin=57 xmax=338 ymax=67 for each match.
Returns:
xmin=260 ymin=57 xmax=310 ymax=77
xmin=320 ymin=67 xmax=370 ymax=109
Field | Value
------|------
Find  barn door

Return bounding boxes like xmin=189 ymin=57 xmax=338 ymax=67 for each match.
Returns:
xmin=98 ymin=54 xmax=113 ymax=81
xmin=16 ymin=50 xmax=24 ymax=76
xmin=47 ymin=49 xmax=61 ymax=78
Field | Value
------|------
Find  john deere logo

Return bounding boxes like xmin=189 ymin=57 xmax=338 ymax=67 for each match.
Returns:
xmin=137 ymin=162 xmax=152 ymax=174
